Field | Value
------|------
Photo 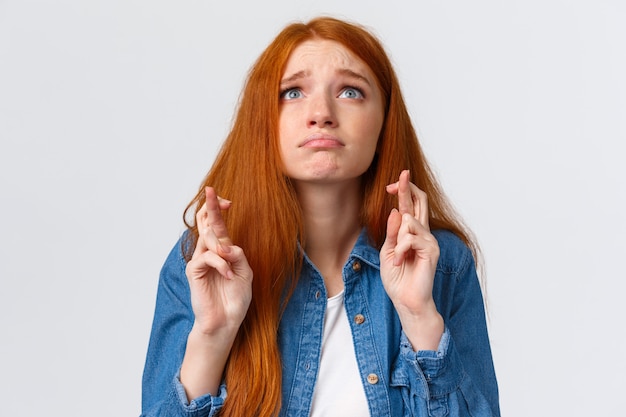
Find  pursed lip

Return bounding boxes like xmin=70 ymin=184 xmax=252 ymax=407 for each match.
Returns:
xmin=299 ymin=133 xmax=345 ymax=148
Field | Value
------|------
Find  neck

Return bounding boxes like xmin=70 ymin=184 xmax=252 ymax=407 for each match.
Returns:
xmin=295 ymin=179 xmax=363 ymax=296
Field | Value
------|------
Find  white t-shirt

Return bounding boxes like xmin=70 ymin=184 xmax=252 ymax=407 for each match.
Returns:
xmin=309 ymin=291 xmax=370 ymax=417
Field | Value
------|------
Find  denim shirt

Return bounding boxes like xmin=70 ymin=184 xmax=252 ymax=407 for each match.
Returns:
xmin=141 ymin=229 xmax=500 ymax=417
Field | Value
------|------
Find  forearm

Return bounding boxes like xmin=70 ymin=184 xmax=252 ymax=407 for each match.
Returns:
xmin=395 ymin=300 xmax=444 ymax=351
xmin=180 ymin=324 xmax=238 ymax=400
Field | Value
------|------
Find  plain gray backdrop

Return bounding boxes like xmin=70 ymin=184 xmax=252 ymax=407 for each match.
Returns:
xmin=1 ymin=0 xmax=625 ymax=415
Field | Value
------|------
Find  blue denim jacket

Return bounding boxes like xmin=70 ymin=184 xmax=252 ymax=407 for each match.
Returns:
xmin=141 ymin=229 xmax=500 ymax=417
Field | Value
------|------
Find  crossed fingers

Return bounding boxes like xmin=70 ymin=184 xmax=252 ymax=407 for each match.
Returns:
xmin=385 ymin=170 xmax=437 ymax=266
xmin=386 ymin=170 xmax=430 ymax=231
xmin=195 ymin=187 xmax=233 ymax=254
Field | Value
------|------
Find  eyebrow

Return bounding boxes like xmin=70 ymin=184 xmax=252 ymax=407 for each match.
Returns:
xmin=336 ymin=68 xmax=372 ymax=86
xmin=279 ymin=68 xmax=372 ymax=87
xmin=280 ymin=70 xmax=308 ymax=87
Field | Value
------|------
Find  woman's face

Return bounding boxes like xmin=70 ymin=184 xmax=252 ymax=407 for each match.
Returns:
xmin=278 ymin=39 xmax=384 ymax=185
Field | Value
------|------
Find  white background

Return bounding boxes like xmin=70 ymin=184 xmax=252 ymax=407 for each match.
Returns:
xmin=1 ymin=1 xmax=625 ymax=416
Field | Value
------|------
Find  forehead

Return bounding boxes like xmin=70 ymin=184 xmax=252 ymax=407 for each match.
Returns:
xmin=282 ymin=39 xmax=373 ymax=77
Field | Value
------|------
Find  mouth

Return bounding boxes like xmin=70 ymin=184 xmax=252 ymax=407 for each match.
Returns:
xmin=300 ymin=133 xmax=345 ymax=148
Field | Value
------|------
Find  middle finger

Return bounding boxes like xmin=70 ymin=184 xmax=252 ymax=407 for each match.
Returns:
xmin=398 ymin=170 xmax=414 ymax=216
xmin=204 ymin=187 xmax=233 ymax=247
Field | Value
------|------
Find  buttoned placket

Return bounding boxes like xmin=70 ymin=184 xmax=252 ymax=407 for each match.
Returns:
xmin=343 ymin=257 xmax=393 ymax=416
xmin=282 ymin=263 xmax=328 ymax=417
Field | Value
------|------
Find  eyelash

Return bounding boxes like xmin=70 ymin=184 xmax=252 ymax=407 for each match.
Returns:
xmin=279 ymin=87 xmax=302 ymax=100
xmin=279 ymin=86 xmax=366 ymax=100
xmin=339 ymin=86 xmax=365 ymax=99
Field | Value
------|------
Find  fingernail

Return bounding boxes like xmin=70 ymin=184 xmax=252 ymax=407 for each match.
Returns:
xmin=218 ymin=197 xmax=232 ymax=204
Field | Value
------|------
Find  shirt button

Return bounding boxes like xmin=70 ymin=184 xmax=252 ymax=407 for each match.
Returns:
xmin=352 ymin=261 xmax=361 ymax=272
xmin=354 ymin=314 xmax=365 ymax=325
xmin=367 ymin=373 xmax=379 ymax=384
xmin=315 ymin=290 xmax=321 ymax=299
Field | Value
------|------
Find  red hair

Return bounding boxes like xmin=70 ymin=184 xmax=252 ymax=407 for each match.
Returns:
xmin=183 ymin=16 xmax=477 ymax=417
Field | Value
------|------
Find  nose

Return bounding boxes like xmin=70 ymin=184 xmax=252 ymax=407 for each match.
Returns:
xmin=307 ymin=94 xmax=337 ymax=128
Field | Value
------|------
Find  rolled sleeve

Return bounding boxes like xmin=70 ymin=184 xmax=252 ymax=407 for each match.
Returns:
xmin=170 ymin=371 xmax=227 ymax=417
xmin=391 ymin=327 xmax=464 ymax=397
xmin=141 ymin=371 xmax=226 ymax=417
xmin=391 ymin=327 xmax=496 ymax=416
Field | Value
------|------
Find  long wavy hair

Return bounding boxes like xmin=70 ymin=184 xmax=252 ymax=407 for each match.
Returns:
xmin=182 ymin=16 xmax=478 ymax=417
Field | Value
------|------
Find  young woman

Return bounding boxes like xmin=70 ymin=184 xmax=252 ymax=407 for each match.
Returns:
xmin=141 ymin=17 xmax=500 ymax=417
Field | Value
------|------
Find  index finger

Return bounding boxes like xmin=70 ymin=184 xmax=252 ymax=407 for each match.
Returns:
xmin=410 ymin=184 xmax=430 ymax=231
xmin=204 ymin=186 xmax=233 ymax=247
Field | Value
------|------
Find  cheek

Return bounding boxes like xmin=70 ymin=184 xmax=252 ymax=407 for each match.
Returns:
xmin=277 ymin=116 xmax=293 ymax=152
xmin=363 ymin=113 xmax=384 ymax=152
xmin=277 ymin=120 xmax=301 ymax=175
xmin=278 ymin=107 xmax=300 ymax=136
xmin=357 ymin=120 xmax=382 ymax=169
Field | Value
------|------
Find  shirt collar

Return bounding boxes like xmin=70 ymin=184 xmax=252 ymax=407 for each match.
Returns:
xmin=299 ymin=228 xmax=380 ymax=270
xmin=349 ymin=227 xmax=381 ymax=270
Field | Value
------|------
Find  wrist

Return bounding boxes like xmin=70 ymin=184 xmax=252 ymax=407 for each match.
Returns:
xmin=189 ymin=322 xmax=239 ymax=348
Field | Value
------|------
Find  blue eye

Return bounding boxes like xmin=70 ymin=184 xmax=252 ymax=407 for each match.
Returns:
xmin=281 ymin=88 xmax=303 ymax=100
xmin=339 ymin=87 xmax=364 ymax=99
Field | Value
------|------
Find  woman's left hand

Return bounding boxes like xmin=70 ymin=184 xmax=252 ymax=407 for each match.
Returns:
xmin=380 ymin=170 xmax=444 ymax=351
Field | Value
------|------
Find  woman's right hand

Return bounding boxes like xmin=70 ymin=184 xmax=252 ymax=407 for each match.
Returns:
xmin=180 ymin=187 xmax=252 ymax=400
xmin=186 ymin=186 xmax=253 ymax=336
